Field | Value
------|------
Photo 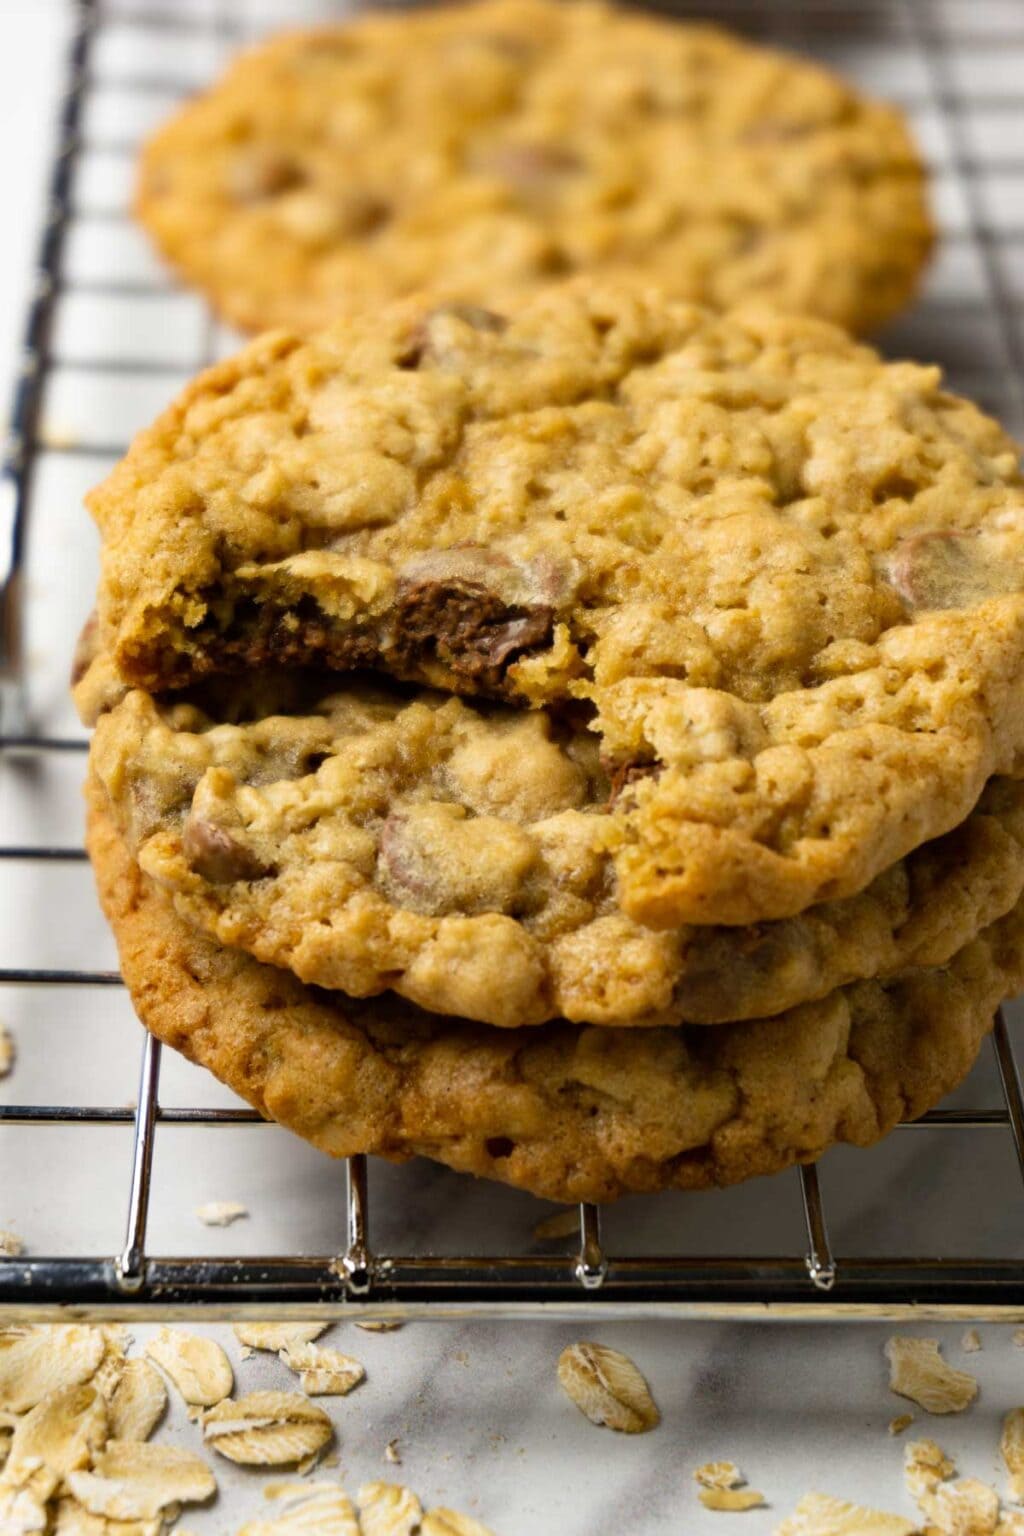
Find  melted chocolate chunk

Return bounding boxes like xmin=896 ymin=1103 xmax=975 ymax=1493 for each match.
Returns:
xmin=391 ymin=576 xmax=554 ymax=688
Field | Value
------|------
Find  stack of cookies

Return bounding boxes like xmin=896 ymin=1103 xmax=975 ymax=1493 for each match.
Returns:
xmin=75 ymin=0 xmax=1024 ymax=1202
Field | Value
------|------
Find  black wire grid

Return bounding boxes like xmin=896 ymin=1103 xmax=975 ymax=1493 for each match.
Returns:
xmin=4 ymin=0 xmax=1024 ymax=1318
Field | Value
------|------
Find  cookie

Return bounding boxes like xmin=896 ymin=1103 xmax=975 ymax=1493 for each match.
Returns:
xmin=134 ymin=0 xmax=932 ymax=336
xmin=87 ymin=780 xmax=1023 ymax=1204
xmin=84 ymin=285 xmax=1024 ymax=926
xmin=91 ymin=679 xmax=1024 ymax=1031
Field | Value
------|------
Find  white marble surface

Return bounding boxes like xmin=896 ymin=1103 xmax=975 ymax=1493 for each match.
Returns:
xmin=5 ymin=2 xmax=1024 ymax=1531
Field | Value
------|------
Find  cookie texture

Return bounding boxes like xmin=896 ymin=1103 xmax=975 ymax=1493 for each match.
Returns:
xmin=91 ymin=679 xmax=1024 ymax=1030
xmin=85 ymin=285 xmax=1024 ymax=925
xmin=134 ymin=0 xmax=931 ymax=335
xmin=87 ymin=781 xmax=1021 ymax=1204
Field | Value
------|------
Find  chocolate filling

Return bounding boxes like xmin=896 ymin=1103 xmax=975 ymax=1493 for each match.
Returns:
xmin=146 ymin=579 xmax=556 ymax=697
xmin=390 ymin=576 xmax=554 ymax=690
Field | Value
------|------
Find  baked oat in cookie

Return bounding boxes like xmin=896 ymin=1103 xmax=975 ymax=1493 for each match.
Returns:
xmin=84 ymin=284 xmax=1024 ymax=926
xmin=134 ymin=0 xmax=932 ymax=336
xmin=90 ymin=677 xmax=1024 ymax=1030
xmin=87 ymin=781 xmax=1024 ymax=1204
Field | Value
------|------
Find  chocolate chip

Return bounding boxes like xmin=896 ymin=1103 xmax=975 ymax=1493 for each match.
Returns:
xmin=182 ymin=816 xmax=271 ymax=884
xmin=605 ymin=759 xmax=661 ymax=808
xmin=397 ymin=304 xmax=508 ymax=369
xmin=391 ymin=576 xmax=553 ymax=687
xmin=228 ymin=148 xmax=307 ymax=202
xmin=483 ymin=143 xmax=582 ymax=184
xmin=884 ymin=530 xmax=995 ymax=612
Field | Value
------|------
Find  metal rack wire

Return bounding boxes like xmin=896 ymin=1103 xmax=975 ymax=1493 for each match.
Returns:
xmin=5 ymin=0 xmax=1024 ymax=1319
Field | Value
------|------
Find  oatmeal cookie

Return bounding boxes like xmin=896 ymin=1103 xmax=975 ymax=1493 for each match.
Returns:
xmin=134 ymin=0 xmax=931 ymax=335
xmin=91 ymin=679 xmax=1024 ymax=1030
xmin=85 ymin=286 xmax=1024 ymax=925
xmin=87 ymin=780 xmax=1023 ymax=1204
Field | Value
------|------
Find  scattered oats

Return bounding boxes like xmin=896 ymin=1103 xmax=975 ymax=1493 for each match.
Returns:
xmin=68 ymin=1442 xmax=215 ymax=1521
xmin=109 ymin=1359 xmax=167 ymax=1443
xmin=700 ymin=1487 xmax=765 ymax=1511
xmin=357 ymin=1481 xmax=422 ymax=1536
xmin=0 ymin=1326 xmax=105 ymax=1413
xmin=1002 ymin=1408 xmax=1024 ymax=1503
xmin=89 ymin=1326 xmax=133 ymax=1403
xmin=918 ymin=1478 xmax=999 ymax=1536
xmin=51 ymin=1496 xmax=162 ymax=1535
xmin=384 ymin=1441 xmax=401 ymax=1466
xmin=961 ymin=1329 xmax=982 ymax=1352
xmin=774 ymin=1492 xmax=916 ymax=1536
xmin=202 ymin=1391 xmax=333 ymax=1467
xmin=279 ymin=1344 xmax=364 ymax=1398
xmin=1015 ymin=1331 xmax=1024 ymax=1349
xmin=355 ymin=1322 xmax=403 ymax=1334
xmin=888 ymin=1415 xmax=915 ymax=1436
xmin=0 ymin=1233 xmax=22 ymax=1259
xmin=0 ymin=1485 xmax=47 ymax=1533
xmin=2 ymin=1383 xmax=107 ymax=1505
xmin=531 ymin=1208 xmax=579 ymax=1242
xmin=0 ymin=1024 xmax=13 ymax=1078
xmin=557 ymin=1341 xmax=659 ymax=1434
xmin=420 ymin=1511 xmax=496 ymax=1536
xmin=905 ymin=1439 xmax=956 ymax=1499
xmin=696 ymin=1463 xmax=744 ymax=1490
xmin=145 ymin=1327 xmax=232 ymax=1408
xmin=233 ymin=1324 xmax=328 ymax=1353
xmin=196 ymin=1201 xmax=249 ymax=1227
xmin=237 ymin=1480 xmax=359 ymax=1536
xmin=885 ymin=1338 xmax=979 ymax=1415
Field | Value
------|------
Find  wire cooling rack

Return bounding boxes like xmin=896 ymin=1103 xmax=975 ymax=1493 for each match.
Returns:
xmin=5 ymin=0 xmax=1024 ymax=1320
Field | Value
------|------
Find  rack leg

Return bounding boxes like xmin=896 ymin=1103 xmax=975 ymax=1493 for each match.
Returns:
xmin=342 ymin=1154 xmax=371 ymax=1296
xmin=575 ymin=1203 xmax=607 ymax=1291
xmin=799 ymin=1164 xmax=836 ymax=1292
xmin=116 ymin=1033 xmax=161 ymax=1293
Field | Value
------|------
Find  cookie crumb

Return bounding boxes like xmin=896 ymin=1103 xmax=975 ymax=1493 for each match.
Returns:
xmin=885 ymin=1337 xmax=978 ymax=1414
xmin=0 ymin=1230 xmax=23 ymax=1257
xmin=696 ymin=1462 xmax=743 ymax=1489
xmin=961 ymin=1328 xmax=982 ymax=1353
xmin=196 ymin=1200 xmax=249 ymax=1226
xmin=888 ymin=1415 xmax=915 ymax=1436
xmin=905 ymin=1438 xmax=956 ymax=1499
xmin=0 ymin=1023 xmax=13 ymax=1078
xmin=385 ymin=1440 xmax=401 ymax=1465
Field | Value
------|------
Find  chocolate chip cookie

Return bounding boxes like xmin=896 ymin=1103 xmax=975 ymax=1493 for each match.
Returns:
xmin=87 ymin=780 xmax=1023 ymax=1204
xmin=84 ymin=284 xmax=1024 ymax=927
xmin=134 ymin=0 xmax=931 ymax=335
xmin=91 ymin=678 xmax=1024 ymax=1031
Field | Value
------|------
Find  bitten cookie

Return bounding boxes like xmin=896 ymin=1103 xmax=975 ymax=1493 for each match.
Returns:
xmin=88 ymin=781 xmax=1023 ymax=1204
xmin=92 ymin=679 xmax=1024 ymax=1031
xmin=135 ymin=0 xmax=931 ymax=334
xmin=84 ymin=285 xmax=1024 ymax=926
